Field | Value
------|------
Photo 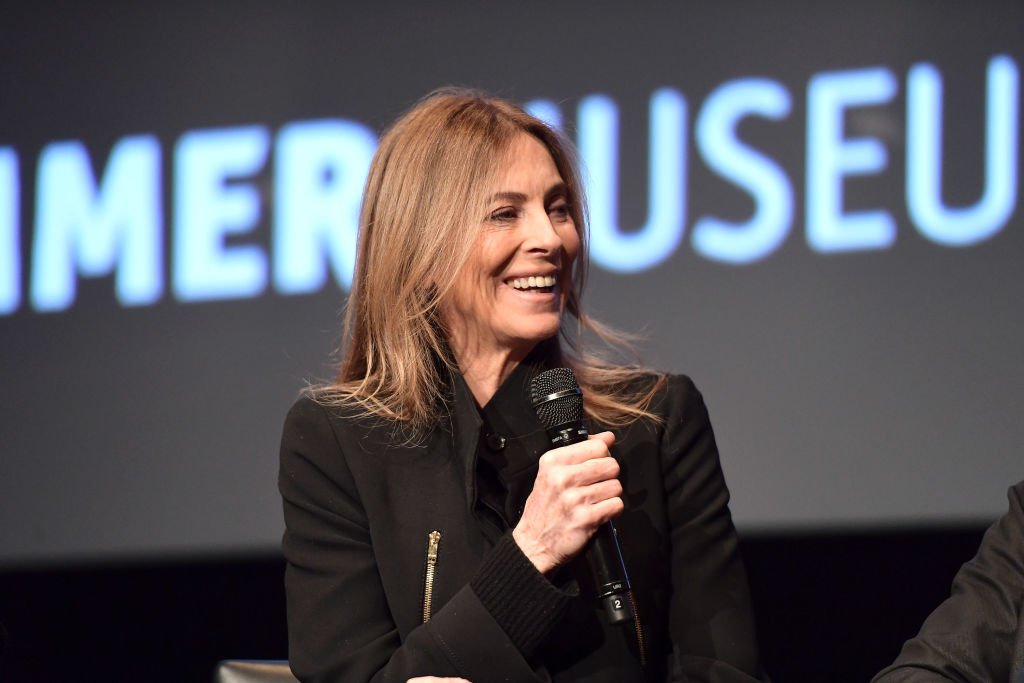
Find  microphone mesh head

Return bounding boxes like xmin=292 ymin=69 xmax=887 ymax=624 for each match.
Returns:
xmin=530 ymin=367 xmax=583 ymax=429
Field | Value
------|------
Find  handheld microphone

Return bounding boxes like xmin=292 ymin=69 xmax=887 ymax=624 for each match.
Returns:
xmin=529 ymin=367 xmax=633 ymax=625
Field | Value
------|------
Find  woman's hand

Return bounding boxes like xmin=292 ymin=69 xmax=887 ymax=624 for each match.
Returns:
xmin=512 ymin=431 xmax=621 ymax=574
xmin=407 ymin=678 xmax=472 ymax=683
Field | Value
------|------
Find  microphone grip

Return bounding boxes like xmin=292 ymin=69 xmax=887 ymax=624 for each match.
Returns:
xmin=589 ymin=521 xmax=633 ymax=624
xmin=542 ymin=422 xmax=633 ymax=624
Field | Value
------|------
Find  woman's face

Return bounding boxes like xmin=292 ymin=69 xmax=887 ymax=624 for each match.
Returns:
xmin=442 ymin=133 xmax=580 ymax=363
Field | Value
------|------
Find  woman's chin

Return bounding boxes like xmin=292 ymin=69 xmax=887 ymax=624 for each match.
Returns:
xmin=506 ymin=320 xmax=562 ymax=350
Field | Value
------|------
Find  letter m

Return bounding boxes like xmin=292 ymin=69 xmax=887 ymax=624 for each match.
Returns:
xmin=31 ymin=136 xmax=161 ymax=312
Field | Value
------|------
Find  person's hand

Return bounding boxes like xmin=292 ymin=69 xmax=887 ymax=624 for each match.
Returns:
xmin=407 ymin=678 xmax=473 ymax=682
xmin=512 ymin=431 xmax=621 ymax=574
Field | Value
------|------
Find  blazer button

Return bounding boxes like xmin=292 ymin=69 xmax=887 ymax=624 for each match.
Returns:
xmin=485 ymin=433 xmax=507 ymax=451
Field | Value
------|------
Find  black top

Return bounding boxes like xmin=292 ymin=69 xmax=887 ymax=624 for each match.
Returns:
xmin=279 ymin=343 xmax=766 ymax=682
xmin=476 ymin=347 xmax=551 ymax=532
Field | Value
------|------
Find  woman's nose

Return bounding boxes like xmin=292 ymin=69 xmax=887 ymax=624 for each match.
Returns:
xmin=523 ymin=209 xmax=563 ymax=252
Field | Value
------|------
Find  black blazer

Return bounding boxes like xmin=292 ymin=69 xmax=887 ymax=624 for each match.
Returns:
xmin=279 ymin=352 xmax=764 ymax=682
xmin=873 ymin=480 xmax=1024 ymax=683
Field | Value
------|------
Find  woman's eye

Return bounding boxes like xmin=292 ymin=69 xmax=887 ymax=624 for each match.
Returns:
xmin=489 ymin=208 xmax=518 ymax=222
xmin=549 ymin=202 xmax=572 ymax=220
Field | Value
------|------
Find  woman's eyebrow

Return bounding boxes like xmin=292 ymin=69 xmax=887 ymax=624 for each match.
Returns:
xmin=544 ymin=182 xmax=569 ymax=201
xmin=488 ymin=191 xmax=528 ymax=204
xmin=488 ymin=181 xmax=568 ymax=204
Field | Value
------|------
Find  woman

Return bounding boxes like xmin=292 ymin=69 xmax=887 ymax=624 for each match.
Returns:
xmin=279 ymin=89 xmax=766 ymax=682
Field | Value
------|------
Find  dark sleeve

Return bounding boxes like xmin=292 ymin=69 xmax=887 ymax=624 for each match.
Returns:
xmin=872 ymin=481 xmax=1024 ymax=683
xmin=279 ymin=396 xmax=571 ymax=683
xmin=660 ymin=375 xmax=768 ymax=682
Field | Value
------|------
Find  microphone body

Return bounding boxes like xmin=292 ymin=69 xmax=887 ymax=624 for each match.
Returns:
xmin=530 ymin=368 xmax=633 ymax=625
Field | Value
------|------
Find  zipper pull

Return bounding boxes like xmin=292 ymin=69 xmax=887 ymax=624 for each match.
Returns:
xmin=427 ymin=530 xmax=441 ymax=562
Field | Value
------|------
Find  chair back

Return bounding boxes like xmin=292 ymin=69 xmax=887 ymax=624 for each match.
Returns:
xmin=213 ymin=659 xmax=298 ymax=683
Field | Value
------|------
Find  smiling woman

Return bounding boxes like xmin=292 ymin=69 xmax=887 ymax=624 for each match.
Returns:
xmin=278 ymin=88 xmax=767 ymax=682
xmin=442 ymin=133 xmax=581 ymax=406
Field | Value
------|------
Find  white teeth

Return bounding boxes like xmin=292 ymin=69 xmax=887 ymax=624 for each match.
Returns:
xmin=509 ymin=275 xmax=556 ymax=290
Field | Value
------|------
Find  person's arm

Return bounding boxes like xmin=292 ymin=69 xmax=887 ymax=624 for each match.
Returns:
xmin=660 ymin=375 xmax=768 ymax=682
xmin=279 ymin=397 xmax=569 ymax=683
xmin=872 ymin=482 xmax=1024 ymax=683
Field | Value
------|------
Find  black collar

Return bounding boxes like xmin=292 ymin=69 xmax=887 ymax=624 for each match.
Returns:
xmin=446 ymin=337 xmax=563 ymax=512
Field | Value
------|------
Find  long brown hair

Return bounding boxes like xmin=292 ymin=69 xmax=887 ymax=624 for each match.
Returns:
xmin=316 ymin=88 xmax=664 ymax=432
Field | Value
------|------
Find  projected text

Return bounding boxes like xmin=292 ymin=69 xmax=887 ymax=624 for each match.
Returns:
xmin=0 ymin=54 xmax=1018 ymax=314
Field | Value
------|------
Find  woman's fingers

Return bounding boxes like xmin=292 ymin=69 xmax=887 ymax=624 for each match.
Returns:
xmin=540 ymin=431 xmax=615 ymax=466
xmin=512 ymin=431 xmax=623 ymax=574
xmin=588 ymin=494 xmax=625 ymax=523
xmin=579 ymin=477 xmax=623 ymax=506
xmin=543 ymin=449 xmax=619 ymax=491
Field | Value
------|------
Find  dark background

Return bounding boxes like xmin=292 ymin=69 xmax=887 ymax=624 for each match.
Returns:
xmin=1 ymin=2 xmax=1021 ymax=680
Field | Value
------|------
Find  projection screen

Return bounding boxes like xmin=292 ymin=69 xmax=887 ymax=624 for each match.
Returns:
xmin=1 ymin=1 xmax=1022 ymax=566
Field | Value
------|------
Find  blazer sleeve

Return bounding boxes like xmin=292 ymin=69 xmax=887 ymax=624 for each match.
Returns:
xmin=659 ymin=375 xmax=767 ymax=682
xmin=278 ymin=396 xmax=570 ymax=683
xmin=872 ymin=481 xmax=1024 ymax=683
